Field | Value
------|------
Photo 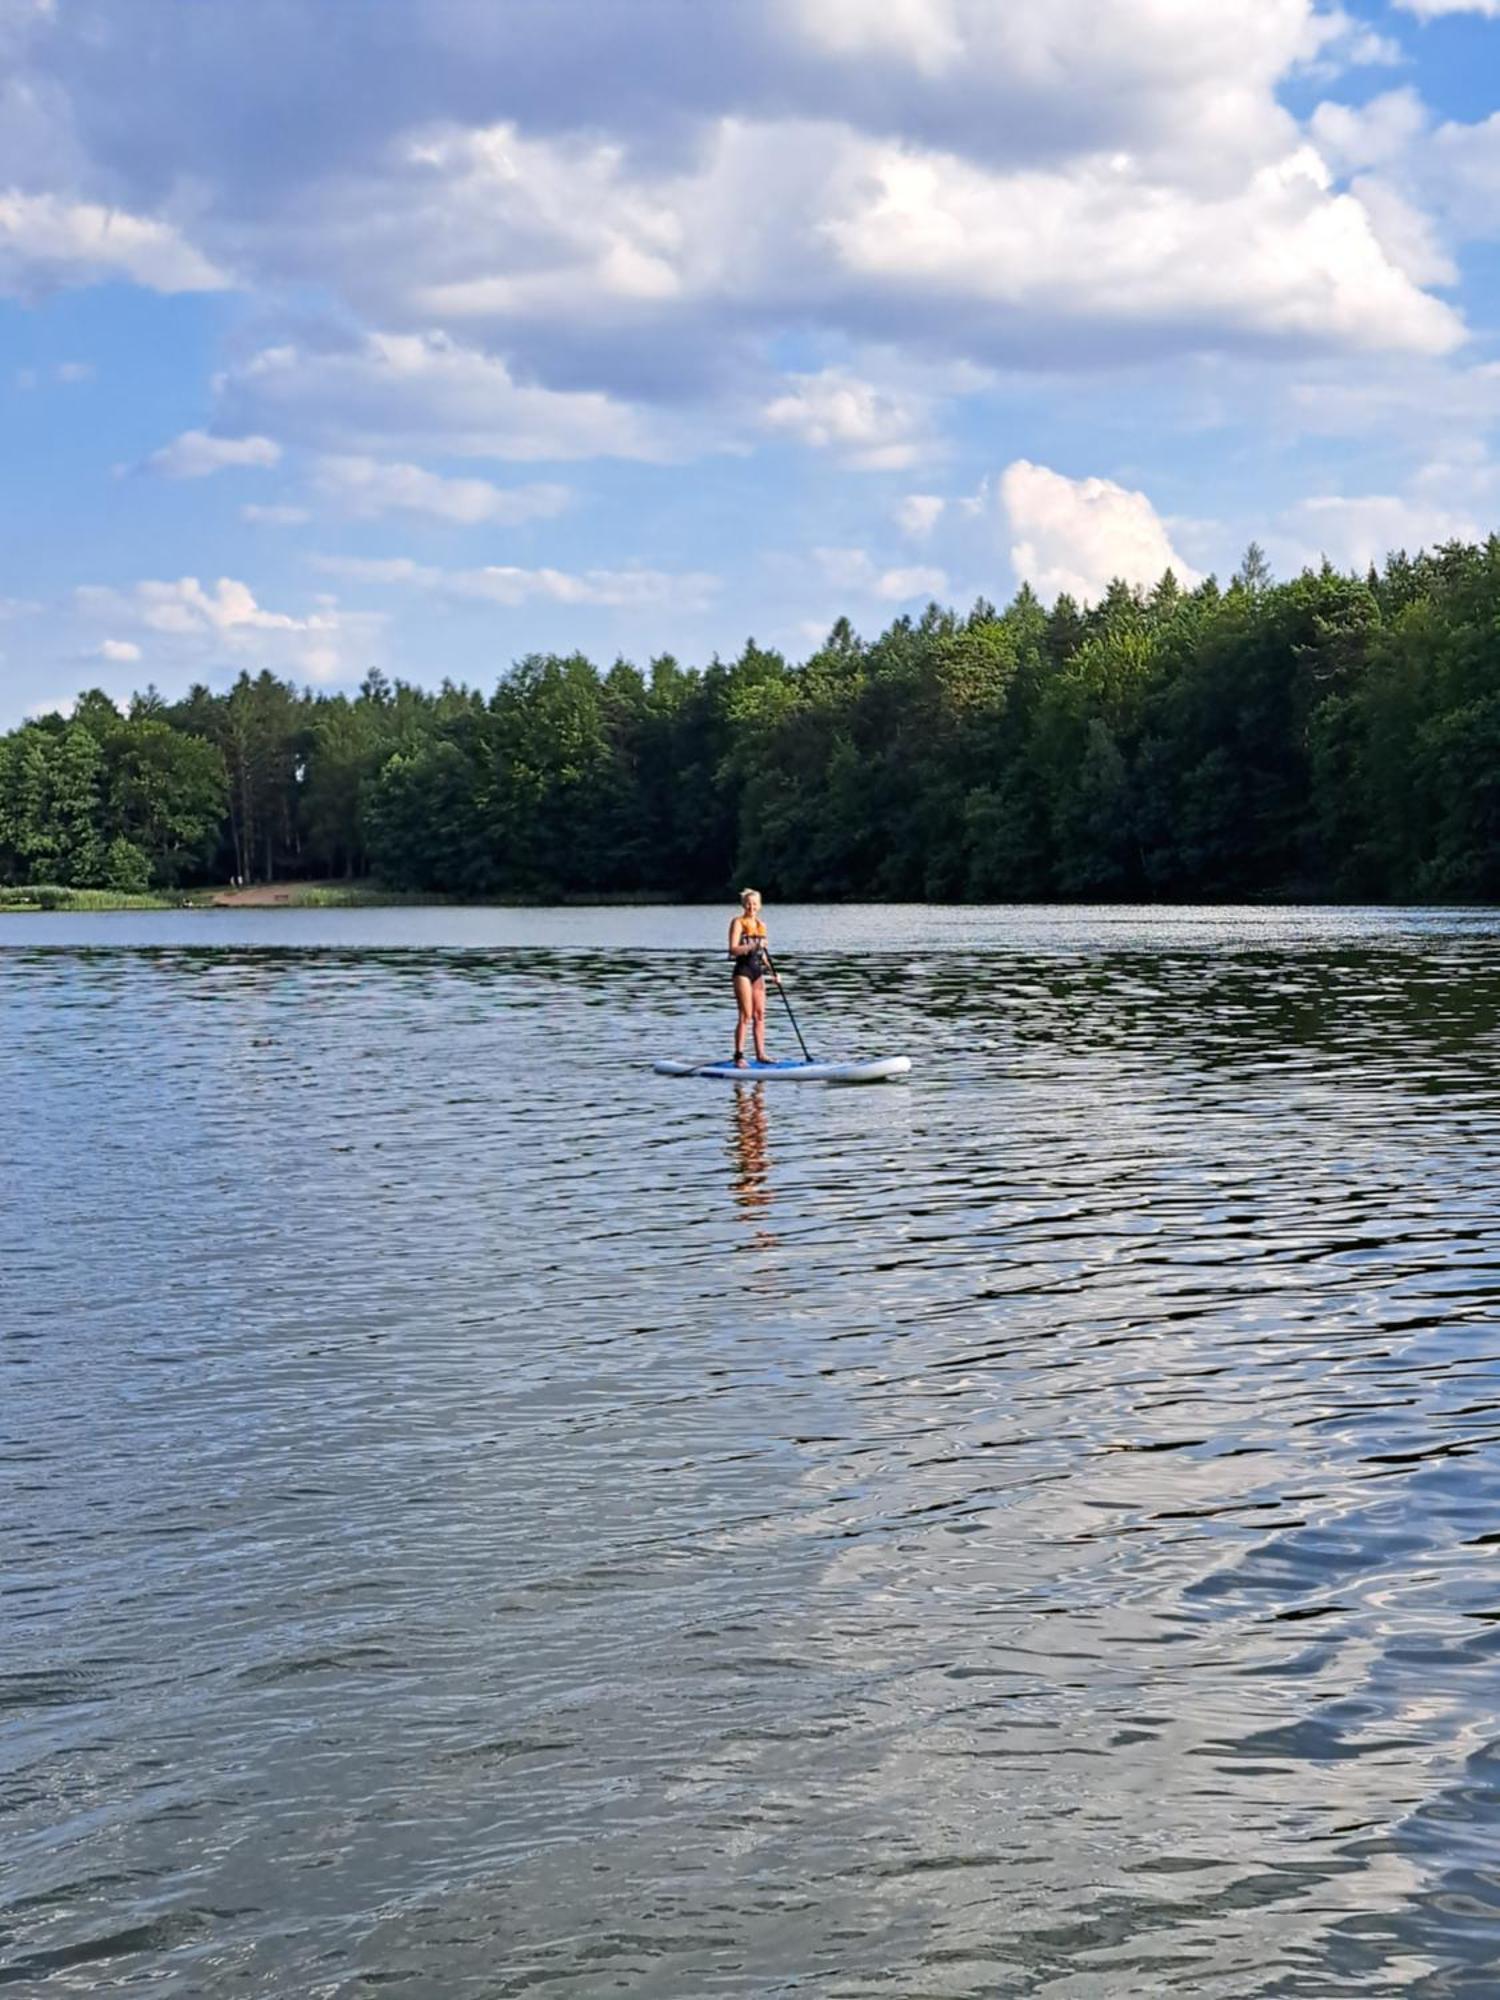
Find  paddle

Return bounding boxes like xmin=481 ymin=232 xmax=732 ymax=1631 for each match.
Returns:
xmin=762 ymin=948 xmax=813 ymax=1063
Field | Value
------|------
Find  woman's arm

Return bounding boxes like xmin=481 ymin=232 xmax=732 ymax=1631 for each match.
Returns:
xmin=728 ymin=916 xmax=745 ymax=960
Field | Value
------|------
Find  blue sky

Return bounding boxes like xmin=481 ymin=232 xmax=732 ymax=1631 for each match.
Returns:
xmin=4 ymin=0 xmax=1500 ymax=721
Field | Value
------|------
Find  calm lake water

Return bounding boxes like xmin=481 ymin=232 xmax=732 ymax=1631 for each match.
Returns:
xmin=4 ymin=904 xmax=1500 ymax=1997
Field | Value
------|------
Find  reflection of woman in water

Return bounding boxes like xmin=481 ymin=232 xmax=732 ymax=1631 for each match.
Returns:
xmin=732 ymin=1083 xmax=770 ymax=1214
xmin=729 ymin=887 xmax=777 ymax=1067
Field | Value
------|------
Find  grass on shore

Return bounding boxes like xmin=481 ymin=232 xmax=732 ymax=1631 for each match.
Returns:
xmin=0 ymin=880 xmax=691 ymax=912
xmin=0 ymin=883 xmax=196 ymax=911
xmin=275 ymin=883 xmax=449 ymax=907
xmin=0 ymin=879 xmax=454 ymax=912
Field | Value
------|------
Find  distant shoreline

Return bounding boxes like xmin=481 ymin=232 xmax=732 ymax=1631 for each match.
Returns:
xmin=0 ymin=882 xmax=695 ymax=913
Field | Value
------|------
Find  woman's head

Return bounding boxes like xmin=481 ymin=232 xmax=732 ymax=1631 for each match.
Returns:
xmin=739 ymin=887 xmax=761 ymax=914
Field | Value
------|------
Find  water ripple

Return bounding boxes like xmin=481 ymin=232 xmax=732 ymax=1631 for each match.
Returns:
xmin=3 ymin=906 xmax=1499 ymax=1995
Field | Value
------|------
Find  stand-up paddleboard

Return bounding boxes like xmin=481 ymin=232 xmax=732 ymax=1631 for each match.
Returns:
xmin=654 ymin=1056 xmax=911 ymax=1084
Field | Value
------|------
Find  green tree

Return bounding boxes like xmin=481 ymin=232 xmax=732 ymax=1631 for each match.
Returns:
xmin=103 ymin=721 xmax=227 ymax=883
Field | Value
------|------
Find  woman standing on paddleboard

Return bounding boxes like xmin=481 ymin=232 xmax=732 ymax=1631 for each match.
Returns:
xmin=729 ymin=888 xmax=778 ymax=1066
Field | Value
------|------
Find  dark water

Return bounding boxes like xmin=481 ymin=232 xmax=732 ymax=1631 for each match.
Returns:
xmin=4 ymin=905 xmax=1500 ymax=1997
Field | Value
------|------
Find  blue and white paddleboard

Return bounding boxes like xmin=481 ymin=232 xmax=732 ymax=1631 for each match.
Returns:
xmin=654 ymin=1055 xmax=911 ymax=1084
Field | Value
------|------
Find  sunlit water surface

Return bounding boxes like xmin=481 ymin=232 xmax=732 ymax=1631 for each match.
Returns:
xmin=4 ymin=905 xmax=1500 ymax=1997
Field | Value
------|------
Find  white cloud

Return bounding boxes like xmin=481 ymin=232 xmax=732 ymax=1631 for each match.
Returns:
xmin=391 ymin=122 xmax=689 ymax=327
xmin=1346 ymin=174 xmax=1455 ymax=286
xmin=1000 ymin=459 xmax=1201 ymax=602
xmin=74 ymin=576 xmax=384 ymax=683
xmin=1269 ymin=456 xmax=1495 ymax=571
xmin=1311 ymin=89 xmax=1428 ymax=174
xmin=96 ymin=638 xmax=141 ymax=662
xmin=787 ymin=0 xmax=968 ymax=78
xmin=821 ymin=138 xmax=1459 ymax=357
xmin=876 ymin=562 xmax=949 ymax=600
xmin=145 ymin=430 xmax=282 ymax=478
xmin=762 ymin=367 xmax=931 ymax=468
xmin=80 ymin=576 xmax=305 ymax=637
xmin=1395 ymin=0 xmax=1500 ymax=15
xmin=0 ymin=0 xmax=1488 ymax=714
xmin=313 ymin=554 xmax=719 ymax=611
xmin=241 ymin=502 xmax=311 ymax=525
xmin=220 ymin=332 xmax=659 ymax=461
xmin=15 ymin=358 xmax=98 ymax=390
xmin=1284 ymin=355 xmax=1500 ymax=447
xmin=1426 ymin=112 xmax=1500 ymax=239
xmin=778 ymin=0 xmax=1363 ymax=166
xmin=1303 ymin=92 xmax=1459 ymax=285
xmin=0 ymin=192 xmax=226 ymax=297
xmin=28 ymin=694 xmax=76 ymax=721
xmin=1312 ymin=89 xmax=1500 ymax=262
xmin=0 ymin=0 xmax=1458 ymax=483
xmin=1326 ymin=21 xmax=1405 ymax=67
xmin=311 ymin=455 xmax=571 ymax=525
xmin=307 ymin=112 xmax=1462 ymax=376
xmin=897 ymin=493 xmax=946 ymax=538
xmin=813 ymin=546 xmax=949 ymax=599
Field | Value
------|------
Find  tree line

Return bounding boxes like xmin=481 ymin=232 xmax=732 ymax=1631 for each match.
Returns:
xmin=3 ymin=538 xmax=1499 ymax=902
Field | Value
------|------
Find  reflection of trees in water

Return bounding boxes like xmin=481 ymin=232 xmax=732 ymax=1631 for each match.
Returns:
xmin=829 ymin=947 xmax=1500 ymax=1084
xmin=730 ymin=1084 xmax=774 ymax=1241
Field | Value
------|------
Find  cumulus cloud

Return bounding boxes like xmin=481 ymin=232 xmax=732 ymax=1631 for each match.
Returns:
xmin=145 ymin=430 xmax=281 ymax=478
xmin=1268 ymin=454 xmax=1497 ymax=570
xmin=74 ymin=575 xmax=384 ymax=683
xmin=1311 ymin=88 xmax=1428 ymax=175
xmin=0 ymin=0 xmax=1488 ymax=706
xmin=897 ymin=493 xmax=946 ymax=538
xmin=0 ymin=0 xmax=1463 ymax=466
xmin=1311 ymin=86 xmax=1500 ymax=268
xmin=312 ymin=554 xmax=719 ymax=611
xmin=311 ymin=455 xmax=571 ymax=525
xmin=1345 ymin=176 xmax=1455 ymax=287
xmin=1284 ymin=493 xmax=1482 ymax=567
xmin=1286 ymin=356 xmax=1500 ymax=444
xmin=822 ymin=138 xmax=1459 ymax=358
xmin=219 ymin=332 xmax=660 ymax=461
xmin=95 ymin=637 xmax=141 ymax=662
xmin=0 ymin=192 xmax=225 ymax=297
xmin=1000 ymin=460 xmax=1201 ymax=602
xmin=1395 ymin=0 xmax=1500 ymax=15
xmin=1424 ymin=112 xmax=1500 ymax=240
xmin=813 ymin=546 xmax=949 ymax=600
xmin=242 ymin=502 xmax=311 ymax=525
xmin=777 ymin=0 xmax=1373 ymax=168
xmin=254 ymin=113 xmax=1461 ymax=382
xmin=18 ymin=0 xmax=1368 ymax=197
xmin=762 ymin=368 xmax=931 ymax=468
xmin=787 ymin=0 xmax=967 ymax=78
xmin=79 ymin=575 xmax=307 ymax=636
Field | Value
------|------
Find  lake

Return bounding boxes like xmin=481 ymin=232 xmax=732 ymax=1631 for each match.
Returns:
xmin=4 ymin=904 xmax=1500 ymax=1996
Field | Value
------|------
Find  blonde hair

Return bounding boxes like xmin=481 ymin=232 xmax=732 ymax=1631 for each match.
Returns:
xmin=739 ymin=887 xmax=761 ymax=909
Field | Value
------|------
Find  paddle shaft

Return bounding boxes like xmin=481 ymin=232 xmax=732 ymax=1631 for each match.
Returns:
xmin=762 ymin=949 xmax=812 ymax=1062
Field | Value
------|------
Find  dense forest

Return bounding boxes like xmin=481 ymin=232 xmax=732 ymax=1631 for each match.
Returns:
xmin=3 ymin=539 xmax=1499 ymax=902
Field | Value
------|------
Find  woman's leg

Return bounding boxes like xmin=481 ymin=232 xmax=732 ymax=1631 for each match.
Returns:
xmin=752 ymin=978 xmax=769 ymax=1062
xmin=733 ymin=975 xmax=753 ymax=1060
